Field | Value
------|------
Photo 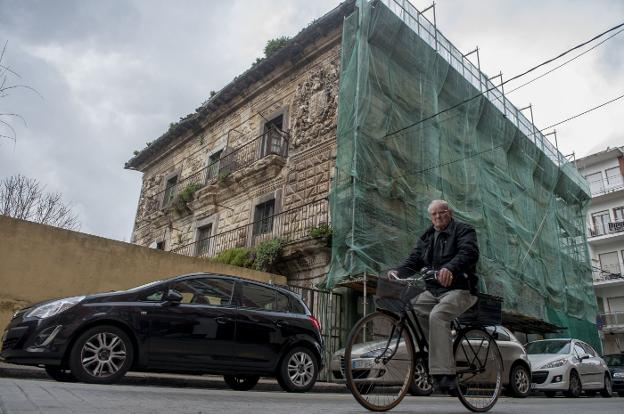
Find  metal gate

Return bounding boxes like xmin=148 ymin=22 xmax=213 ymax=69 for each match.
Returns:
xmin=288 ymin=285 xmax=344 ymax=381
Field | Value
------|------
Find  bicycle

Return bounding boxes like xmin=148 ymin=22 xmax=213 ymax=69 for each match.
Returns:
xmin=344 ymin=271 xmax=504 ymax=412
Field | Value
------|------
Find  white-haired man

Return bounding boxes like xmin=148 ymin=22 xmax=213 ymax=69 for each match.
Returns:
xmin=389 ymin=200 xmax=479 ymax=393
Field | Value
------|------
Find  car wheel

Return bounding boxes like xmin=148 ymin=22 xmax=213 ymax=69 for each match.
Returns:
xmin=544 ymin=391 xmax=557 ymax=398
xmin=69 ymin=325 xmax=133 ymax=384
xmin=409 ymin=357 xmax=433 ymax=396
xmin=277 ymin=347 xmax=318 ymax=393
xmin=44 ymin=366 xmax=77 ymax=382
xmin=224 ymin=375 xmax=260 ymax=391
xmin=600 ymin=373 xmax=613 ymax=398
xmin=508 ymin=364 xmax=531 ymax=398
xmin=564 ymin=370 xmax=581 ymax=398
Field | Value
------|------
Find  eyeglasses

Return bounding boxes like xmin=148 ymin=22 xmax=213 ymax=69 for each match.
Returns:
xmin=430 ymin=210 xmax=449 ymax=217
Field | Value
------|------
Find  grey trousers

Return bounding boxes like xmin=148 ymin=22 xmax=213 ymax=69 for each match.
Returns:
xmin=411 ymin=289 xmax=478 ymax=375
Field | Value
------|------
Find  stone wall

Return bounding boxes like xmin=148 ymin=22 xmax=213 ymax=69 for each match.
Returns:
xmin=0 ymin=216 xmax=285 ymax=330
xmin=129 ymin=25 xmax=343 ymax=286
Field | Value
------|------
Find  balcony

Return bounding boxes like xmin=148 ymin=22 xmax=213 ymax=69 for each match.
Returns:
xmin=597 ymin=312 xmax=624 ymax=333
xmin=145 ymin=128 xmax=289 ymax=216
xmin=593 ymin=268 xmax=624 ymax=284
xmin=588 ymin=220 xmax=624 ymax=245
xmin=587 ymin=176 xmax=624 ymax=198
xmin=171 ymin=198 xmax=328 ymax=258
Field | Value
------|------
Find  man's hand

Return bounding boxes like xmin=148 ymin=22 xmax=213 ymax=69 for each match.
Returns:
xmin=437 ymin=267 xmax=453 ymax=287
xmin=387 ymin=270 xmax=399 ymax=280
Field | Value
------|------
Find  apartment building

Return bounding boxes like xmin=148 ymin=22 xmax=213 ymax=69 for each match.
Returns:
xmin=576 ymin=146 xmax=624 ymax=353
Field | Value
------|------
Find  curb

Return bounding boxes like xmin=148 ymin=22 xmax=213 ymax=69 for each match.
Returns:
xmin=0 ymin=362 xmax=348 ymax=393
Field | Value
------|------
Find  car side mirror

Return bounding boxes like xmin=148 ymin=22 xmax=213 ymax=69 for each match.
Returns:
xmin=490 ymin=332 xmax=499 ymax=340
xmin=579 ymin=353 xmax=590 ymax=361
xmin=164 ymin=289 xmax=183 ymax=305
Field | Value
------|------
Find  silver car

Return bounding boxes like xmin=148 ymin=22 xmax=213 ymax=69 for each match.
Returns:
xmin=527 ymin=338 xmax=613 ymax=398
xmin=330 ymin=325 xmax=532 ymax=398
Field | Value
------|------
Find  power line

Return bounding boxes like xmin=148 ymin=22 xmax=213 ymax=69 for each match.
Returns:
xmin=507 ymin=27 xmax=624 ymax=95
xmin=384 ymin=21 xmax=624 ymax=140
xmin=540 ymin=92 xmax=624 ymax=132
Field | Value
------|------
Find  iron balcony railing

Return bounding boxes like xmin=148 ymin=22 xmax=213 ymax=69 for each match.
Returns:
xmin=588 ymin=220 xmax=624 ymax=237
xmin=597 ymin=312 xmax=624 ymax=330
xmin=379 ymin=0 xmax=587 ymax=191
xmin=171 ymin=198 xmax=329 ymax=258
xmin=592 ymin=267 xmax=624 ymax=283
xmin=154 ymin=127 xmax=289 ymax=212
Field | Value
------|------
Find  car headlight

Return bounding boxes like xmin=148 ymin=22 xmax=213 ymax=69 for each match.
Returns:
xmin=613 ymin=372 xmax=624 ymax=379
xmin=26 ymin=296 xmax=85 ymax=319
xmin=540 ymin=358 xmax=568 ymax=369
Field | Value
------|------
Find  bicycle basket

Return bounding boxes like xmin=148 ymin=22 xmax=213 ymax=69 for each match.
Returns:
xmin=458 ymin=293 xmax=503 ymax=326
xmin=375 ymin=278 xmax=424 ymax=313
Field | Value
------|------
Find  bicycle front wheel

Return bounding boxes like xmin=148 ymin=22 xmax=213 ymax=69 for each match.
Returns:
xmin=454 ymin=327 xmax=503 ymax=412
xmin=345 ymin=311 xmax=414 ymax=412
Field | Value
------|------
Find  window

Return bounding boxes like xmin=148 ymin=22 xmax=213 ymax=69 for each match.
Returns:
xmin=195 ymin=224 xmax=212 ymax=257
xmin=240 ymin=283 xmax=277 ymax=310
xmin=142 ymin=291 xmax=165 ymax=301
xmin=614 ymin=207 xmax=624 ymax=222
xmin=573 ymin=342 xmax=585 ymax=357
xmin=598 ymin=251 xmax=621 ymax=276
xmin=584 ymin=172 xmax=603 ymax=195
xmin=253 ymin=199 xmax=275 ymax=235
xmin=605 ymin=166 xmax=623 ymax=188
xmin=262 ymin=115 xmax=285 ymax=157
xmin=169 ymin=278 xmax=234 ymax=306
xmin=591 ymin=210 xmax=610 ymax=236
xmin=206 ymin=150 xmax=223 ymax=182
xmin=162 ymin=175 xmax=178 ymax=207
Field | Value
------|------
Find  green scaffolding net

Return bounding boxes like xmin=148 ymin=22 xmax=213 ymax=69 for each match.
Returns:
xmin=325 ymin=0 xmax=599 ymax=349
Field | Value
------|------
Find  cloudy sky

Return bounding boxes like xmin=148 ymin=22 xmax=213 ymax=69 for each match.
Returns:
xmin=1 ymin=0 xmax=622 ymax=241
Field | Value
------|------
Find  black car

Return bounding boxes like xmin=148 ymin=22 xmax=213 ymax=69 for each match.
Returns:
xmin=0 ymin=273 xmax=323 ymax=392
xmin=603 ymin=353 xmax=624 ymax=397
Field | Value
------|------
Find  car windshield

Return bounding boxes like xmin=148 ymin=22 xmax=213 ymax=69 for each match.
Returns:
xmin=526 ymin=340 xmax=571 ymax=355
xmin=126 ymin=280 xmax=162 ymax=291
xmin=603 ymin=354 xmax=624 ymax=366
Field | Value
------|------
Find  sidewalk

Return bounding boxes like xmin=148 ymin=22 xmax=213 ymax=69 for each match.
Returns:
xmin=0 ymin=362 xmax=347 ymax=393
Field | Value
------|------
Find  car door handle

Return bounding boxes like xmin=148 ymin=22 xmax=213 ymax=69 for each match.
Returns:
xmin=215 ymin=316 xmax=232 ymax=325
xmin=274 ymin=320 xmax=289 ymax=328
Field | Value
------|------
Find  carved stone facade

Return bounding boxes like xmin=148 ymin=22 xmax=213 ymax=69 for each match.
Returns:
xmin=128 ymin=25 xmax=343 ymax=288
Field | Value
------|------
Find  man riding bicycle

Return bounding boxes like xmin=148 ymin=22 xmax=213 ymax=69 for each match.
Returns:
xmin=388 ymin=199 xmax=479 ymax=393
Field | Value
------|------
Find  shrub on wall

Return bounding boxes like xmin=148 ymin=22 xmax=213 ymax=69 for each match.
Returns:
xmin=211 ymin=247 xmax=254 ymax=269
xmin=253 ymin=238 xmax=285 ymax=272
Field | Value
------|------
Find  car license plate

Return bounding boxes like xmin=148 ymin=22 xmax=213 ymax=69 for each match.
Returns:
xmin=352 ymin=359 xmax=372 ymax=369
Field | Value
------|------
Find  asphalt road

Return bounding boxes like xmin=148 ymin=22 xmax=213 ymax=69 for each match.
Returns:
xmin=0 ymin=364 xmax=622 ymax=414
xmin=1 ymin=375 xmax=623 ymax=414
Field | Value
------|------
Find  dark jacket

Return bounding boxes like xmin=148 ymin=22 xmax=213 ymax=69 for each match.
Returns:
xmin=395 ymin=219 xmax=479 ymax=293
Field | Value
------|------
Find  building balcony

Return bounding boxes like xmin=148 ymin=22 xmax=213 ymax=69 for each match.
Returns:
xmin=170 ymin=198 xmax=329 ymax=259
xmin=597 ymin=312 xmax=624 ymax=334
xmin=593 ymin=268 xmax=624 ymax=284
xmin=588 ymin=176 xmax=624 ymax=198
xmin=145 ymin=128 xmax=289 ymax=216
xmin=587 ymin=221 xmax=624 ymax=245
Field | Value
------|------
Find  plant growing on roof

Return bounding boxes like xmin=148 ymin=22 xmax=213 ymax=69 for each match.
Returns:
xmin=264 ymin=36 xmax=291 ymax=57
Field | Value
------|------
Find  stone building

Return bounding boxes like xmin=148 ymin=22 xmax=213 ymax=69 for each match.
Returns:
xmin=127 ymin=0 xmax=598 ymax=356
xmin=126 ymin=2 xmax=355 ymax=293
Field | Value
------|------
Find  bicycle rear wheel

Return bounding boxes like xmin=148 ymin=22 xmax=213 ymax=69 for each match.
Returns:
xmin=345 ymin=311 xmax=414 ymax=412
xmin=453 ymin=327 xmax=503 ymax=412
